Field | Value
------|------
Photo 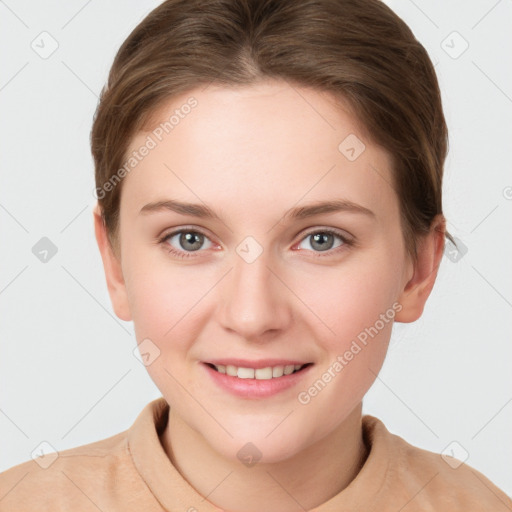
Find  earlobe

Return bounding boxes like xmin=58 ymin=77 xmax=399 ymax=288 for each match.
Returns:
xmin=395 ymin=215 xmax=446 ymax=323
xmin=93 ymin=203 xmax=132 ymax=322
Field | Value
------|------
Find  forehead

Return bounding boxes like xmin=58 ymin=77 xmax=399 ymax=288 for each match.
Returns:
xmin=121 ymin=80 xmax=398 ymax=227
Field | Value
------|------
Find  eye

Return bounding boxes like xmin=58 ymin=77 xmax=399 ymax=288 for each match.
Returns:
xmin=160 ymin=229 xmax=213 ymax=258
xmin=296 ymin=228 xmax=352 ymax=254
xmin=158 ymin=227 xmax=353 ymax=259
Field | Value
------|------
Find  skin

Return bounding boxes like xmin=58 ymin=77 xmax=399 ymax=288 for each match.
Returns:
xmin=94 ymin=80 xmax=445 ymax=512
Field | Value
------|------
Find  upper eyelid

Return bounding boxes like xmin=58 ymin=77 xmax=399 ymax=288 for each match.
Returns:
xmin=300 ymin=226 xmax=351 ymax=238
xmin=161 ymin=225 xmax=213 ymax=240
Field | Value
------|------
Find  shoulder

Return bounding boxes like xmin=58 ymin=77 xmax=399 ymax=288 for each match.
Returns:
xmin=363 ymin=415 xmax=512 ymax=511
xmin=0 ymin=428 xmax=139 ymax=511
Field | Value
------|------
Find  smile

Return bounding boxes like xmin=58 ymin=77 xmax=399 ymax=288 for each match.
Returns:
xmin=207 ymin=363 xmax=312 ymax=380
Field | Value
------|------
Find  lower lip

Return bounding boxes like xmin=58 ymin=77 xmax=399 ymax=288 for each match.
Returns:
xmin=202 ymin=363 xmax=313 ymax=399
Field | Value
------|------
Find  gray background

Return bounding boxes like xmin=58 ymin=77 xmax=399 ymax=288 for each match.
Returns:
xmin=1 ymin=0 xmax=511 ymax=498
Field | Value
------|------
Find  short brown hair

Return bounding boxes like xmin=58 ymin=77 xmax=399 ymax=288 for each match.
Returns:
xmin=91 ymin=0 xmax=453 ymax=259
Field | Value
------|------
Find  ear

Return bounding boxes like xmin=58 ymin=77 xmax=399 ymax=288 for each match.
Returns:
xmin=93 ymin=203 xmax=132 ymax=321
xmin=395 ymin=214 xmax=446 ymax=323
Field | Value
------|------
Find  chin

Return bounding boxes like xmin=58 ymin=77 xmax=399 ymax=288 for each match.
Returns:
xmin=225 ymin=439 xmax=304 ymax=466
xmin=205 ymin=422 xmax=313 ymax=466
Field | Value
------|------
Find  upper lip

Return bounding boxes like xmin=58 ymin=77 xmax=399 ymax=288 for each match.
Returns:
xmin=204 ymin=359 xmax=312 ymax=369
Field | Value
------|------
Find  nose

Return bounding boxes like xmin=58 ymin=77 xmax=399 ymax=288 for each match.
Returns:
xmin=217 ymin=249 xmax=292 ymax=342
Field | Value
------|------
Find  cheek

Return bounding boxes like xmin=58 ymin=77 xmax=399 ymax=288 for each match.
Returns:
xmin=291 ymin=266 xmax=398 ymax=432
xmin=298 ymin=255 xmax=402 ymax=345
xmin=121 ymin=242 xmax=198 ymax=337
xmin=122 ymin=249 xmax=223 ymax=375
xmin=127 ymin=269 xmax=205 ymax=341
xmin=123 ymin=259 xmax=210 ymax=401
xmin=291 ymin=251 xmax=402 ymax=401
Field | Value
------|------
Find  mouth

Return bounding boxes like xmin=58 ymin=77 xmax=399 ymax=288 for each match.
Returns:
xmin=204 ymin=362 xmax=313 ymax=380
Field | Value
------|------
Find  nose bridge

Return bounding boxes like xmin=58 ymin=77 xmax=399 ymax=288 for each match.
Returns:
xmin=218 ymin=244 xmax=290 ymax=339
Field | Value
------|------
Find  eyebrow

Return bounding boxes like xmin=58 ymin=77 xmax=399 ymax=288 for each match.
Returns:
xmin=139 ymin=198 xmax=375 ymax=221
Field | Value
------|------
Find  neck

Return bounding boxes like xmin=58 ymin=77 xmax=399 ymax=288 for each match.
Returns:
xmin=160 ymin=403 xmax=368 ymax=512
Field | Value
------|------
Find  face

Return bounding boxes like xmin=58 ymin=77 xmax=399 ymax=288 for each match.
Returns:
xmin=98 ymin=80 xmax=430 ymax=464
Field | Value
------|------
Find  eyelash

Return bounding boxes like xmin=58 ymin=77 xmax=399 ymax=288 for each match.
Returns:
xmin=158 ymin=227 xmax=354 ymax=260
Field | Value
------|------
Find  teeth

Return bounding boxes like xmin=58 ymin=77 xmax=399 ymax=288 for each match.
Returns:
xmin=226 ymin=365 xmax=237 ymax=377
xmin=283 ymin=365 xmax=295 ymax=375
xmin=255 ymin=367 xmax=272 ymax=380
xmin=237 ymin=367 xmax=255 ymax=379
xmin=212 ymin=363 xmax=307 ymax=379
xmin=272 ymin=366 xmax=284 ymax=378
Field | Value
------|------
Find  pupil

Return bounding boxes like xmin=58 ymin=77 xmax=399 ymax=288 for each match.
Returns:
xmin=311 ymin=233 xmax=333 ymax=251
xmin=180 ymin=232 xmax=203 ymax=251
